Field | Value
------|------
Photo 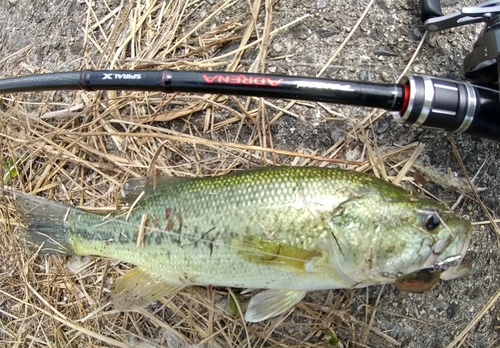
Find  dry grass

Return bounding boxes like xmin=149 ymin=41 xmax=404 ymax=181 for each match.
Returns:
xmin=0 ymin=1 xmax=495 ymax=347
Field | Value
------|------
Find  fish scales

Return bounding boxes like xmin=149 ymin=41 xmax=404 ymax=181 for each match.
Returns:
xmin=70 ymin=167 xmax=361 ymax=289
xmin=12 ymin=166 xmax=472 ymax=322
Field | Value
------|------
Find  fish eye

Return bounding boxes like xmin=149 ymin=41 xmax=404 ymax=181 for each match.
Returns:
xmin=395 ymin=268 xmax=441 ymax=293
xmin=423 ymin=209 xmax=440 ymax=231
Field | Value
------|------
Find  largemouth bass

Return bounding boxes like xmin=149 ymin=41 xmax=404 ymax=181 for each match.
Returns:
xmin=12 ymin=166 xmax=472 ymax=322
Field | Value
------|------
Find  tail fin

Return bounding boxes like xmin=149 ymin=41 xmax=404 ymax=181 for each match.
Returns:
xmin=8 ymin=190 xmax=76 ymax=255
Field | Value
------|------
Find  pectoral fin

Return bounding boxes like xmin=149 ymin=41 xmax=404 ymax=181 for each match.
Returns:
xmin=244 ymin=289 xmax=307 ymax=323
xmin=112 ymin=267 xmax=184 ymax=311
xmin=234 ymin=237 xmax=322 ymax=272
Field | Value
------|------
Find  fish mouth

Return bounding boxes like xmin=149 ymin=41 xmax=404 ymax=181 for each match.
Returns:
xmin=439 ymin=220 xmax=473 ymax=281
xmin=395 ymin=220 xmax=472 ymax=292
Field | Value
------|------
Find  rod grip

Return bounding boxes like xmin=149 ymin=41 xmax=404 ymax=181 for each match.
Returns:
xmin=396 ymin=74 xmax=500 ymax=141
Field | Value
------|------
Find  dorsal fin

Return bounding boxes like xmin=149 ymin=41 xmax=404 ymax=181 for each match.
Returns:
xmin=120 ymin=176 xmax=183 ymax=204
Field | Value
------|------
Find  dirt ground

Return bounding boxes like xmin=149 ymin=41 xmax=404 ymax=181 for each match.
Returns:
xmin=1 ymin=0 xmax=499 ymax=347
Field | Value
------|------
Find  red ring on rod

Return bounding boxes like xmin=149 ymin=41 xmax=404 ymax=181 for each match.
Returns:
xmin=399 ymin=83 xmax=410 ymax=114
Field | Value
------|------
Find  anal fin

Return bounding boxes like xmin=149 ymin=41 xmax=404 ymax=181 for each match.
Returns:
xmin=244 ymin=289 xmax=306 ymax=323
xmin=112 ymin=267 xmax=184 ymax=311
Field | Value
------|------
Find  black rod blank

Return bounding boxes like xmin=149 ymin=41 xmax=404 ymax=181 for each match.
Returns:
xmin=4 ymin=69 xmax=500 ymax=141
xmin=0 ymin=70 xmax=405 ymax=111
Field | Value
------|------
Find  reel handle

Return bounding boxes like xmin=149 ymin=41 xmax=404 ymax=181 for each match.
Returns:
xmin=420 ymin=0 xmax=443 ymax=22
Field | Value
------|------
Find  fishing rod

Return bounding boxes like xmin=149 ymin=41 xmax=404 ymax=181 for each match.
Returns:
xmin=0 ymin=0 xmax=499 ymax=140
xmin=1 ymin=68 xmax=498 ymax=140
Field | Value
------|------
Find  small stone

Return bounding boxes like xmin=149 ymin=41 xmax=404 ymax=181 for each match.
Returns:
xmin=377 ymin=0 xmax=393 ymax=10
xmin=412 ymin=27 xmax=423 ymax=40
xmin=316 ymin=0 xmax=329 ymax=9
xmin=374 ymin=45 xmax=398 ymax=57
xmin=381 ymin=71 xmax=392 ymax=82
xmin=427 ymin=36 xmax=437 ymax=48
xmin=398 ymin=0 xmax=410 ymax=10
xmin=446 ymin=304 xmax=458 ymax=319
xmin=272 ymin=43 xmax=283 ymax=53
xmin=376 ymin=119 xmax=390 ymax=133
xmin=330 ymin=128 xmax=343 ymax=143
xmin=360 ymin=70 xmax=374 ymax=81
xmin=316 ymin=28 xmax=339 ymax=38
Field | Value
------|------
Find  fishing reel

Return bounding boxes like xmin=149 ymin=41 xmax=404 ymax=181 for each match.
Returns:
xmin=388 ymin=0 xmax=500 ymax=140
xmin=421 ymin=0 xmax=500 ymax=86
